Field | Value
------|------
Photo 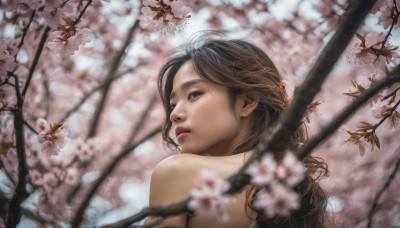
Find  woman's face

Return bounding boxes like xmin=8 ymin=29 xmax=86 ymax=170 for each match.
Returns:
xmin=169 ymin=61 xmax=246 ymax=156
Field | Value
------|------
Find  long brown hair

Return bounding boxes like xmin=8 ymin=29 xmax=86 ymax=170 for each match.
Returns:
xmin=158 ymin=36 xmax=329 ymax=227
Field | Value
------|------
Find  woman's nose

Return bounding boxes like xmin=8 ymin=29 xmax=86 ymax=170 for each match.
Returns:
xmin=170 ymin=103 xmax=186 ymax=123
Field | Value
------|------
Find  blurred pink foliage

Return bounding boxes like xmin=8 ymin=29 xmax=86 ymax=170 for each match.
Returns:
xmin=0 ymin=0 xmax=399 ymax=227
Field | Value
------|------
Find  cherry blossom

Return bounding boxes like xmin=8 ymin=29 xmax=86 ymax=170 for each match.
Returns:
xmin=0 ymin=84 xmax=17 ymax=109
xmin=188 ymin=187 xmax=235 ymax=223
xmin=65 ymin=167 xmax=80 ymax=185
xmin=29 ymin=169 xmax=44 ymax=186
xmin=188 ymin=169 xmax=235 ymax=223
xmin=275 ymin=152 xmax=306 ymax=187
xmin=254 ymin=184 xmax=300 ymax=218
xmin=42 ymin=172 xmax=58 ymax=193
xmin=345 ymin=131 xmax=368 ymax=156
xmin=0 ymin=39 xmax=17 ymax=80
xmin=194 ymin=169 xmax=229 ymax=193
xmin=245 ymin=153 xmax=276 ymax=186
xmin=36 ymin=118 xmax=68 ymax=155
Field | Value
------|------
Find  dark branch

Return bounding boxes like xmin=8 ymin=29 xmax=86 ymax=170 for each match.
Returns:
xmin=21 ymin=26 xmax=51 ymax=97
xmin=86 ymin=19 xmax=140 ymax=139
xmin=367 ymin=148 xmax=400 ymax=228
xmin=16 ymin=10 xmax=36 ymax=50
xmin=297 ymin=65 xmax=400 ymax=159
xmin=70 ymin=126 xmax=162 ymax=227
xmin=6 ymin=74 xmax=30 ymax=228
xmin=101 ymin=201 xmax=189 ymax=228
xmin=100 ymin=0 xmax=377 ymax=226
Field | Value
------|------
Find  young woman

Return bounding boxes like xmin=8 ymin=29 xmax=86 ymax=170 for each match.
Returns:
xmin=145 ymin=37 xmax=330 ymax=227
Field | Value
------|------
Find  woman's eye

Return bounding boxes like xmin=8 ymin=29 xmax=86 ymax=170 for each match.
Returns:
xmin=170 ymin=104 xmax=176 ymax=110
xmin=188 ymin=91 xmax=202 ymax=100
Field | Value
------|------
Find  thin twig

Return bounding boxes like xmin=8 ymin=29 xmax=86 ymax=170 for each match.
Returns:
xmin=0 ymin=159 xmax=16 ymax=186
xmin=21 ymin=208 xmax=60 ymax=228
xmin=86 ymin=19 xmax=140 ymax=139
xmin=123 ymin=94 xmax=158 ymax=149
xmin=367 ymin=149 xmax=400 ymax=228
xmin=23 ymin=120 xmax=38 ymax=135
xmin=383 ymin=86 xmax=400 ymax=100
xmin=70 ymin=126 xmax=162 ymax=227
xmin=372 ymin=97 xmax=400 ymax=131
xmin=297 ymin=65 xmax=400 ymax=159
xmin=16 ymin=10 xmax=36 ymax=51
xmin=74 ymin=0 xmax=92 ymax=25
xmin=21 ymin=26 xmax=51 ymax=97
xmin=101 ymin=0 xmax=377 ymax=226
xmin=379 ymin=0 xmax=399 ymax=49
xmin=43 ymin=75 xmax=51 ymax=119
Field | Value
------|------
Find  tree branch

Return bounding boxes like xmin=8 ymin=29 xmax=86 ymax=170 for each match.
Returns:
xmin=71 ymin=125 xmax=162 ymax=227
xmin=59 ymin=64 xmax=146 ymax=123
xmin=6 ymin=74 xmax=30 ymax=228
xmin=123 ymin=94 xmax=157 ymax=149
xmin=101 ymin=0 xmax=377 ymax=226
xmin=86 ymin=19 xmax=140 ymax=139
xmin=297 ymin=65 xmax=400 ymax=159
xmin=101 ymin=201 xmax=188 ymax=228
xmin=21 ymin=26 xmax=51 ymax=97
xmin=367 ymin=148 xmax=400 ymax=228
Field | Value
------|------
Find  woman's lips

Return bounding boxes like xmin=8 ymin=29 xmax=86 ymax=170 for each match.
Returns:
xmin=176 ymin=131 xmax=190 ymax=140
xmin=175 ymin=127 xmax=190 ymax=140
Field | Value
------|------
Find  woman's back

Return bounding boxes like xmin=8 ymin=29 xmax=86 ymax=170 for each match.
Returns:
xmin=147 ymin=152 xmax=254 ymax=228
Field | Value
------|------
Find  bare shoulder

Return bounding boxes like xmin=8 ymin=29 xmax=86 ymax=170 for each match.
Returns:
xmin=150 ymin=152 xmax=249 ymax=205
xmin=146 ymin=154 xmax=200 ymax=227
xmin=150 ymin=154 xmax=199 ymax=204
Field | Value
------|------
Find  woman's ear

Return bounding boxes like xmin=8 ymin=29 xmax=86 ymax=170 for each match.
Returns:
xmin=236 ymin=92 xmax=260 ymax=118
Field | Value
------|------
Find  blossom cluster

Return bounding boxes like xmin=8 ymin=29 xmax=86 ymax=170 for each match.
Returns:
xmin=36 ymin=118 xmax=68 ymax=155
xmin=138 ymin=0 xmax=191 ymax=34
xmin=47 ymin=25 xmax=92 ymax=58
xmin=188 ymin=169 xmax=235 ymax=223
xmin=346 ymin=33 xmax=399 ymax=65
xmin=245 ymin=152 xmax=305 ymax=218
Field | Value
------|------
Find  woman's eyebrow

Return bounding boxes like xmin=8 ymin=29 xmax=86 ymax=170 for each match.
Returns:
xmin=169 ymin=79 xmax=206 ymax=100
